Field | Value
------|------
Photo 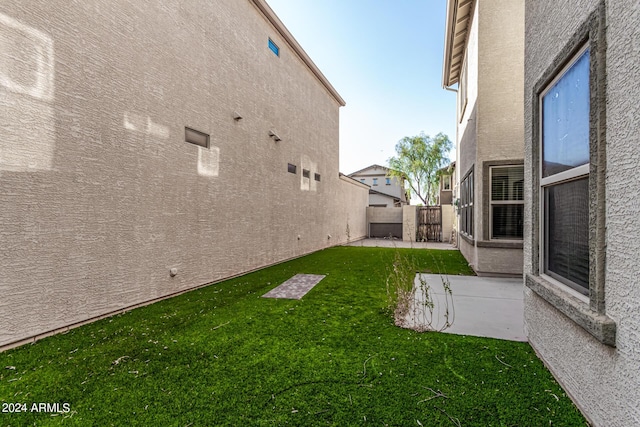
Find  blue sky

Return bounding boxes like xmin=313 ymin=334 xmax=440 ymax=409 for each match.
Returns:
xmin=265 ymin=0 xmax=457 ymax=175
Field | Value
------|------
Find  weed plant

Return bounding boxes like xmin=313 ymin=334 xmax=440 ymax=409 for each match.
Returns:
xmin=385 ymin=242 xmax=455 ymax=332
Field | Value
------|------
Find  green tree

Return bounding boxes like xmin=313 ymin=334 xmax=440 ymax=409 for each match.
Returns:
xmin=387 ymin=132 xmax=452 ymax=205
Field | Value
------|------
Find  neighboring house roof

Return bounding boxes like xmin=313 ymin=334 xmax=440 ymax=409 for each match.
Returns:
xmin=369 ymin=187 xmax=401 ymax=199
xmin=348 ymin=164 xmax=407 ymax=180
xmin=338 ymin=172 xmax=370 ymax=189
xmin=250 ymin=0 xmax=345 ymax=106
xmin=437 ymin=161 xmax=456 ymax=174
xmin=348 ymin=164 xmax=409 ymax=203
xmin=368 ymin=188 xmax=407 ymax=206
xmin=374 ymin=187 xmax=396 ymax=198
xmin=442 ymin=0 xmax=476 ymax=87
xmin=369 ymin=186 xmax=409 ymax=205
xmin=348 ymin=164 xmax=393 ymax=176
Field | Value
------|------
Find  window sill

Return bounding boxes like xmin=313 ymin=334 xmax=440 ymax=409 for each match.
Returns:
xmin=477 ymin=240 xmax=523 ymax=249
xmin=525 ymin=274 xmax=616 ymax=347
xmin=459 ymin=233 xmax=474 ymax=245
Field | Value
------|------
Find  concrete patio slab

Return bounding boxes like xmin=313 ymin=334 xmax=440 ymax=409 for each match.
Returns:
xmin=403 ymin=274 xmax=526 ymax=342
xmin=262 ymin=274 xmax=326 ymax=300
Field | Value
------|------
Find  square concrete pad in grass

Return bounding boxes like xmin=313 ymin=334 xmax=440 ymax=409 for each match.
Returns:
xmin=262 ymin=274 xmax=326 ymax=300
xmin=404 ymin=274 xmax=526 ymax=342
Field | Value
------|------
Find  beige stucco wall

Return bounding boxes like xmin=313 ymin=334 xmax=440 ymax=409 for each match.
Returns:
xmin=476 ymin=0 xmax=524 ymax=163
xmin=456 ymin=2 xmax=479 ymax=181
xmin=366 ymin=207 xmax=403 ymax=225
xmin=453 ymin=0 xmax=524 ymax=276
xmin=336 ymin=176 xmax=369 ymax=244
xmin=455 ymin=3 xmax=479 ymax=269
xmin=475 ymin=247 xmax=522 ymax=277
xmin=441 ymin=205 xmax=454 ymax=243
xmin=402 ymin=205 xmax=417 ymax=242
xmin=523 ymin=0 xmax=640 ymax=425
xmin=475 ymin=0 xmax=524 ymax=273
xmin=0 ymin=0 xmax=367 ymax=349
xmin=368 ymin=192 xmax=396 ymax=207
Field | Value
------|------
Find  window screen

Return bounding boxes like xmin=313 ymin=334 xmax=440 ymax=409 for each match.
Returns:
xmin=544 ymin=178 xmax=589 ymax=293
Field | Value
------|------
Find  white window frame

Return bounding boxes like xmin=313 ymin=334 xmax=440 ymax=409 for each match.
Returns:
xmin=460 ymin=170 xmax=473 ymax=237
xmin=442 ymin=175 xmax=451 ymax=191
xmin=489 ymin=165 xmax=524 ymax=240
xmin=538 ymin=44 xmax=590 ymax=301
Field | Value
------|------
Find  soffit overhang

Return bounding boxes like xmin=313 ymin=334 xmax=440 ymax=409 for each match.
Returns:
xmin=442 ymin=0 xmax=475 ymax=88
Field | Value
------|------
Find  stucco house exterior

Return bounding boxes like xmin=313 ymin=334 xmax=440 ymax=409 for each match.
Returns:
xmin=0 ymin=0 xmax=368 ymax=350
xmin=442 ymin=0 xmax=525 ymax=277
xmin=437 ymin=161 xmax=455 ymax=206
xmin=348 ymin=164 xmax=409 ymax=207
xmin=523 ymin=1 xmax=640 ymax=425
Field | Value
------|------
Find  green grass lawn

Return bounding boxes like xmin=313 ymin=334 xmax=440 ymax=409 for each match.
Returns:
xmin=0 ymin=247 xmax=586 ymax=426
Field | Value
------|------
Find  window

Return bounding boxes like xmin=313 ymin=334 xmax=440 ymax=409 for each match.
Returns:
xmin=372 ymin=178 xmax=378 ymax=186
xmin=287 ymin=163 xmax=296 ymax=174
xmin=526 ymin=6 xmax=614 ymax=346
xmin=490 ymin=166 xmax=523 ymax=239
xmin=185 ymin=127 xmax=209 ymax=148
xmin=268 ymin=38 xmax=279 ymax=56
xmin=442 ymin=175 xmax=451 ymax=190
xmin=460 ymin=169 xmax=473 ymax=237
xmin=314 ymin=173 xmax=321 ymax=182
xmin=459 ymin=51 xmax=468 ymax=122
xmin=302 ymin=169 xmax=310 ymax=179
xmin=540 ymin=46 xmax=590 ymax=295
xmin=360 ymin=178 xmax=365 ymax=183
xmin=385 ymin=177 xmax=391 ymax=185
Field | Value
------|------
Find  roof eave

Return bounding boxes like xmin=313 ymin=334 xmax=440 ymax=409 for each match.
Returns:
xmin=348 ymin=164 xmax=386 ymax=176
xmin=442 ymin=0 xmax=475 ymax=88
xmin=442 ymin=0 xmax=457 ymax=88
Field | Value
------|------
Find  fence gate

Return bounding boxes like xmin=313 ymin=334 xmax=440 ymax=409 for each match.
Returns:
xmin=417 ymin=206 xmax=442 ymax=242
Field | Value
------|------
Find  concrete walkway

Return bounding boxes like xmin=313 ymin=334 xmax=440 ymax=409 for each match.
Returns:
xmin=344 ymin=239 xmax=525 ymax=342
xmin=344 ymin=238 xmax=457 ymax=250
xmin=403 ymin=274 xmax=526 ymax=342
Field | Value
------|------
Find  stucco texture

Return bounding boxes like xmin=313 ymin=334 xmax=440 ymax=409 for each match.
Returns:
xmin=0 ymin=0 xmax=367 ymax=348
xmin=453 ymin=0 xmax=525 ymax=276
xmin=524 ymin=0 xmax=640 ymax=425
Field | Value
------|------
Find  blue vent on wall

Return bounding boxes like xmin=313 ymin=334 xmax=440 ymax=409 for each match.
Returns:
xmin=268 ymin=38 xmax=279 ymax=56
